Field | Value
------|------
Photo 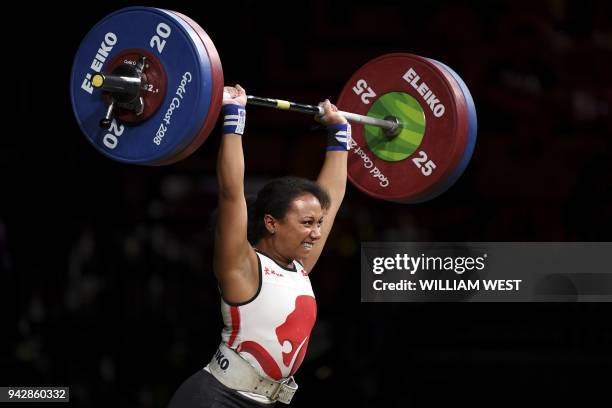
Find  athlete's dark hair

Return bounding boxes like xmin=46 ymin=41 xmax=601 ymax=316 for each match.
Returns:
xmin=248 ymin=176 xmax=330 ymax=243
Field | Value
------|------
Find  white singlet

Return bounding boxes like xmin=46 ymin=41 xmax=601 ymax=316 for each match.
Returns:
xmin=218 ymin=250 xmax=317 ymax=402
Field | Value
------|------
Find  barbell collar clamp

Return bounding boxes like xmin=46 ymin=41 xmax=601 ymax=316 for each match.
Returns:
xmin=99 ymin=100 xmax=116 ymax=129
xmin=91 ymin=73 xmax=142 ymax=97
xmin=382 ymin=116 xmax=401 ymax=139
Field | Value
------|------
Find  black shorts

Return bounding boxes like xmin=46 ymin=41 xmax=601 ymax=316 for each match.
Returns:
xmin=167 ymin=368 xmax=276 ymax=408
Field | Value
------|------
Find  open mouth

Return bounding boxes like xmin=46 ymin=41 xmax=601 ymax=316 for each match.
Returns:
xmin=302 ymin=242 xmax=314 ymax=249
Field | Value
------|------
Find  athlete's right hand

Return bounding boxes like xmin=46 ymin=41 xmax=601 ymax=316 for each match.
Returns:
xmin=223 ymin=84 xmax=247 ymax=107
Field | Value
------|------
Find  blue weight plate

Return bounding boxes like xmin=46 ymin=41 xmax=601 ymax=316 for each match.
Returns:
xmin=70 ymin=7 xmax=214 ymax=165
xmin=421 ymin=58 xmax=477 ymax=202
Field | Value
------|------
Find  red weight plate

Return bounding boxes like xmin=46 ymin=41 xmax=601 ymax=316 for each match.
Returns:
xmin=152 ymin=10 xmax=224 ymax=165
xmin=337 ymin=53 xmax=469 ymax=203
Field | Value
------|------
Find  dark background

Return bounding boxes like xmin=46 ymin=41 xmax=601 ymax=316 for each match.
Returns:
xmin=3 ymin=0 xmax=612 ymax=406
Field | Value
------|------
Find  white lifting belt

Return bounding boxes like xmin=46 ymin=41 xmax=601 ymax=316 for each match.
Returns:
xmin=207 ymin=343 xmax=298 ymax=404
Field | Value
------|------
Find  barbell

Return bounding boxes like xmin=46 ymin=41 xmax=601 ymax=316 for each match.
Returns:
xmin=70 ymin=7 xmax=477 ymax=203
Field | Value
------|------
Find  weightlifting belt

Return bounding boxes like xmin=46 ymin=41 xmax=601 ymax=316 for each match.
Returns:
xmin=207 ymin=343 xmax=298 ymax=404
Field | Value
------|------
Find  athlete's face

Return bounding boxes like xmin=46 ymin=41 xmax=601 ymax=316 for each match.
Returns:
xmin=275 ymin=193 xmax=324 ymax=259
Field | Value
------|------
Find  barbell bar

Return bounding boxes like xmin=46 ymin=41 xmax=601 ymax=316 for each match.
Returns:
xmin=91 ymin=71 xmax=401 ymax=136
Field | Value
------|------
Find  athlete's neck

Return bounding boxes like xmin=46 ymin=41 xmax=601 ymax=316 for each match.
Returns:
xmin=254 ymin=239 xmax=293 ymax=268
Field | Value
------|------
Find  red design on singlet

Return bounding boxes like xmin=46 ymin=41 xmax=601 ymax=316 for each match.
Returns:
xmin=228 ymin=306 xmax=240 ymax=347
xmin=239 ymin=295 xmax=317 ymax=380
xmin=276 ymin=295 xmax=317 ymax=375
xmin=238 ymin=341 xmax=282 ymax=380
